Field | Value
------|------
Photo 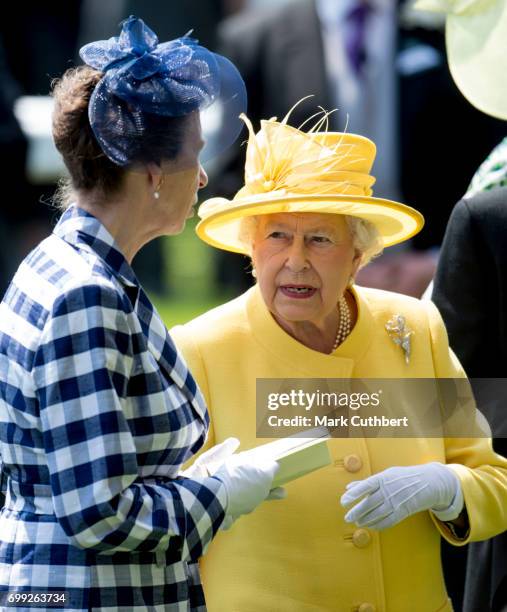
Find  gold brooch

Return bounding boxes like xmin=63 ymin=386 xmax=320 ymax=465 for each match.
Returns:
xmin=385 ymin=315 xmax=413 ymax=364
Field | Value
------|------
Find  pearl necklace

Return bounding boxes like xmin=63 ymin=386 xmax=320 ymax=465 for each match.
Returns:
xmin=332 ymin=295 xmax=352 ymax=351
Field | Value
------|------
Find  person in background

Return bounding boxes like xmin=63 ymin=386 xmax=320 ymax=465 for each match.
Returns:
xmin=419 ymin=0 xmax=507 ymax=609
xmin=171 ymin=106 xmax=507 ymax=612
xmin=423 ymin=139 xmax=507 ymax=611
xmin=0 ymin=17 xmax=283 ymax=611
xmin=466 ymin=137 xmax=507 ymax=198
xmin=210 ymin=0 xmax=505 ymax=297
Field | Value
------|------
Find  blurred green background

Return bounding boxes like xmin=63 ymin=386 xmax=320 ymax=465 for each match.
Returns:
xmin=150 ymin=217 xmax=242 ymax=328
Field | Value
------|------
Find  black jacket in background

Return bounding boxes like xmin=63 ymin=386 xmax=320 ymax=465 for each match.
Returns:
xmin=433 ymin=187 xmax=507 ymax=612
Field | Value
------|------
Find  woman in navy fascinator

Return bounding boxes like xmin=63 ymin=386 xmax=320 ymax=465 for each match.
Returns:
xmin=0 ymin=16 xmax=284 ymax=611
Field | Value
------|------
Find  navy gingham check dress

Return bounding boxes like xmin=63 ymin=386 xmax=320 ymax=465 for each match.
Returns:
xmin=0 ymin=205 xmax=227 ymax=611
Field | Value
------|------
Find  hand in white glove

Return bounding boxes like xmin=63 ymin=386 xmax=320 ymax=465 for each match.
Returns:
xmin=181 ymin=438 xmax=240 ymax=478
xmin=340 ymin=462 xmax=464 ymax=531
xmin=215 ymin=453 xmax=286 ymax=530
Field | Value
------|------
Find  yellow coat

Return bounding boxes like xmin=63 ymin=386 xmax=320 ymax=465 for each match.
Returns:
xmin=171 ymin=285 xmax=507 ymax=612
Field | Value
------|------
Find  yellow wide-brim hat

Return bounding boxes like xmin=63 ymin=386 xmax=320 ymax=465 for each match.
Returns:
xmin=196 ymin=110 xmax=424 ymax=255
xmin=414 ymin=0 xmax=507 ymax=120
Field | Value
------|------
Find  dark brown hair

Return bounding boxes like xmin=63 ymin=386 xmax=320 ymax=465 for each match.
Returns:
xmin=52 ymin=66 xmax=126 ymax=203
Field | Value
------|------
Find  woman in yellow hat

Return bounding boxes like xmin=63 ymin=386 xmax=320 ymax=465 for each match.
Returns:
xmin=171 ymin=108 xmax=507 ymax=612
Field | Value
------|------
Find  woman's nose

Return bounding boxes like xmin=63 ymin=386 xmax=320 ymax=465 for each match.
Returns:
xmin=199 ymin=165 xmax=208 ymax=189
xmin=285 ymin=239 xmax=309 ymax=273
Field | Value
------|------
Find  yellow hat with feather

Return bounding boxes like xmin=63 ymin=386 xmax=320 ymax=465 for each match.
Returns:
xmin=196 ymin=105 xmax=424 ymax=254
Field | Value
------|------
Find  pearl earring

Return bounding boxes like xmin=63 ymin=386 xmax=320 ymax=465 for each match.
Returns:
xmin=251 ymin=268 xmax=257 ymax=279
xmin=154 ymin=176 xmax=164 ymax=200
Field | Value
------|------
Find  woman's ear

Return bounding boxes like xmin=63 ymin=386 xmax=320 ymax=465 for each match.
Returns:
xmin=146 ymin=163 xmax=163 ymax=192
xmin=351 ymin=250 xmax=363 ymax=277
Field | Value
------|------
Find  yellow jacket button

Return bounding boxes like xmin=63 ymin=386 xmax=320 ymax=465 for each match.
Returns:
xmin=344 ymin=454 xmax=362 ymax=472
xmin=352 ymin=528 xmax=371 ymax=548
xmin=358 ymin=603 xmax=376 ymax=612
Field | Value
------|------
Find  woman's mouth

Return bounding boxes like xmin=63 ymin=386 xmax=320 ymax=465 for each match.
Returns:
xmin=279 ymin=285 xmax=317 ymax=299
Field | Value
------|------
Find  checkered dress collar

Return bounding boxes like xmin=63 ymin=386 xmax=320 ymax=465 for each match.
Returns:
xmin=53 ymin=204 xmax=139 ymax=289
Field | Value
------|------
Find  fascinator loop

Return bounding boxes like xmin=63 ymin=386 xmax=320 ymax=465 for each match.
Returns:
xmin=79 ymin=16 xmax=247 ymax=167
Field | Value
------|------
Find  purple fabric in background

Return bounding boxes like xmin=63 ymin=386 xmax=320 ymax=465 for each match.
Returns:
xmin=344 ymin=1 xmax=372 ymax=75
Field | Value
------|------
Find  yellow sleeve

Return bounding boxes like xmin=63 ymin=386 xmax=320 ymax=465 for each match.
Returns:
xmin=170 ymin=325 xmax=216 ymax=459
xmin=424 ymin=300 xmax=507 ymax=544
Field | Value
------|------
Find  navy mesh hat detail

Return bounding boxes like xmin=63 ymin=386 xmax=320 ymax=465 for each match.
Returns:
xmin=79 ymin=16 xmax=247 ymax=167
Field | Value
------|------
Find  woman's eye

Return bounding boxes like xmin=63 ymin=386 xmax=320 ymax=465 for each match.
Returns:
xmin=311 ymin=235 xmax=331 ymax=244
xmin=268 ymin=231 xmax=288 ymax=240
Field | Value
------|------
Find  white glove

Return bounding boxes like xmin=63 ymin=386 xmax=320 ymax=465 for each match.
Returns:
xmin=340 ymin=462 xmax=464 ymax=531
xmin=215 ymin=452 xmax=286 ymax=530
xmin=181 ymin=438 xmax=241 ymax=478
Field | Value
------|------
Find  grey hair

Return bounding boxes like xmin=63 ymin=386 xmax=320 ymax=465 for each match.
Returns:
xmin=238 ymin=214 xmax=383 ymax=269
xmin=344 ymin=215 xmax=384 ymax=268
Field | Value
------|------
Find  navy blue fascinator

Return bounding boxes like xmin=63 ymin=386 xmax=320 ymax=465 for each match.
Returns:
xmin=79 ymin=16 xmax=247 ymax=167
